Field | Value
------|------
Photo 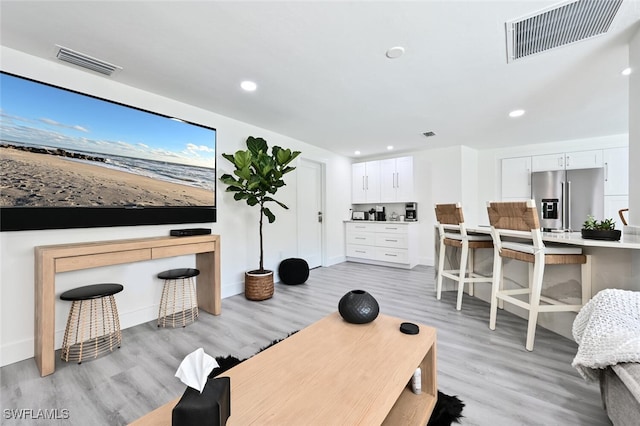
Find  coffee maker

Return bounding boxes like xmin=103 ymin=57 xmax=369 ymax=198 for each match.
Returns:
xmin=375 ymin=205 xmax=386 ymax=221
xmin=405 ymin=202 xmax=417 ymax=221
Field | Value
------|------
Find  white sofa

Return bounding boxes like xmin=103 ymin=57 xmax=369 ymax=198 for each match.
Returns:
xmin=600 ymin=363 xmax=640 ymax=426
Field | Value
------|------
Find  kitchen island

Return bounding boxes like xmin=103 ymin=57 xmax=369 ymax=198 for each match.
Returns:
xmin=435 ymin=226 xmax=640 ymax=340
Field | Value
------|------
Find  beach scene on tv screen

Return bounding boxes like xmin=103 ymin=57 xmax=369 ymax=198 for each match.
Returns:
xmin=0 ymin=72 xmax=216 ymax=208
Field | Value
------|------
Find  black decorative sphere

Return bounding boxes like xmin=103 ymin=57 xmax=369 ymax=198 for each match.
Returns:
xmin=338 ymin=290 xmax=379 ymax=324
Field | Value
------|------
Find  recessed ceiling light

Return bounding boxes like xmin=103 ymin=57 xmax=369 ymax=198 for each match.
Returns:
xmin=387 ymin=145 xmax=394 ymax=150
xmin=354 ymin=150 xmax=361 ymax=155
xmin=240 ymin=80 xmax=257 ymax=91
xmin=621 ymin=67 xmax=632 ymax=76
xmin=385 ymin=46 xmax=405 ymax=59
xmin=509 ymin=109 xmax=525 ymax=118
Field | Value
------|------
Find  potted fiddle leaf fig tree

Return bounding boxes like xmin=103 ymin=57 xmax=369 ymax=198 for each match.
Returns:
xmin=220 ymin=136 xmax=301 ymax=300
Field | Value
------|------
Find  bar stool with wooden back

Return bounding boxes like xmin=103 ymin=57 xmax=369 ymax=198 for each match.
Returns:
xmin=486 ymin=200 xmax=592 ymax=351
xmin=435 ymin=203 xmax=494 ymax=310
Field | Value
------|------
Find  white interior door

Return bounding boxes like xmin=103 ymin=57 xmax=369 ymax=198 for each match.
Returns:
xmin=297 ymin=159 xmax=323 ymax=268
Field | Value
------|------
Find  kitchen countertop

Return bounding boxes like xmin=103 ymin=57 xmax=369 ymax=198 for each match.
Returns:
xmin=465 ymin=226 xmax=640 ymax=250
xmin=345 ymin=220 xmax=418 ymax=224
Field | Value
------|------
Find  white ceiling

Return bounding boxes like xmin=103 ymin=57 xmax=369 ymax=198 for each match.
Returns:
xmin=1 ymin=1 xmax=639 ymax=158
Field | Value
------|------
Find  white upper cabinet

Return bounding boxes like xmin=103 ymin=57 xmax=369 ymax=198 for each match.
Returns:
xmin=352 ymin=156 xmax=413 ymax=204
xmin=603 ymin=147 xmax=629 ymax=196
xmin=380 ymin=156 xmax=414 ymax=202
xmin=531 ymin=153 xmax=565 ymax=171
xmin=532 ymin=150 xmax=603 ymax=172
xmin=352 ymin=161 xmax=381 ymax=204
xmin=564 ymin=150 xmax=603 ymax=170
xmin=501 ymin=156 xmax=531 ymax=200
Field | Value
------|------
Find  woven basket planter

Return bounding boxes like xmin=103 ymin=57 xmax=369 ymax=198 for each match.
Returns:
xmin=245 ymin=270 xmax=274 ymax=301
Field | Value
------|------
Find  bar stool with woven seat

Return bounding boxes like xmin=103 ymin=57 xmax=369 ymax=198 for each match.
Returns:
xmin=486 ymin=200 xmax=592 ymax=351
xmin=435 ymin=203 xmax=494 ymax=310
xmin=157 ymin=268 xmax=199 ymax=328
xmin=60 ymin=283 xmax=123 ymax=363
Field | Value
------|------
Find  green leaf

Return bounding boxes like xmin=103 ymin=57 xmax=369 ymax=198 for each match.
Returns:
xmin=263 ymin=207 xmax=276 ymax=223
xmin=247 ymin=136 xmax=268 ymax=155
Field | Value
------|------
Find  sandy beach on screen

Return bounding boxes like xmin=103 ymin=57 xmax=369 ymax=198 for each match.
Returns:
xmin=0 ymin=147 xmax=214 ymax=207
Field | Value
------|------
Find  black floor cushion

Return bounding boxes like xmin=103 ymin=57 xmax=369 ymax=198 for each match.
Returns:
xmin=278 ymin=258 xmax=309 ymax=285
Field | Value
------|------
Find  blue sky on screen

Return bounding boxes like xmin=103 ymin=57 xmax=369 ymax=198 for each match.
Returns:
xmin=0 ymin=73 xmax=216 ymax=169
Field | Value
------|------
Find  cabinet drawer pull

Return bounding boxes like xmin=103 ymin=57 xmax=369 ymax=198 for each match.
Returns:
xmin=385 ymin=227 xmax=398 ymax=230
xmin=384 ymin=253 xmax=398 ymax=257
xmin=355 ymin=250 xmax=366 ymax=254
xmin=355 ymin=237 xmax=366 ymax=240
xmin=385 ymin=239 xmax=398 ymax=242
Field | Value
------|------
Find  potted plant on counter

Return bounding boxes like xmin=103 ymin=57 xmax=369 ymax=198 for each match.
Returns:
xmin=581 ymin=215 xmax=621 ymax=241
xmin=220 ymin=136 xmax=300 ymax=300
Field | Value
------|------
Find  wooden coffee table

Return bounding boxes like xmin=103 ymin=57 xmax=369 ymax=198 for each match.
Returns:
xmin=130 ymin=312 xmax=437 ymax=425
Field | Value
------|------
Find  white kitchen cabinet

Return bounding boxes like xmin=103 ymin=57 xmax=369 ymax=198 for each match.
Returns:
xmin=531 ymin=150 xmax=603 ymax=172
xmin=380 ymin=156 xmax=414 ymax=202
xmin=345 ymin=221 xmax=417 ymax=268
xmin=531 ymin=153 xmax=565 ymax=172
xmin=603 ymin=147 xmax=629 ymax=196
xmin=565 ymin=150 xmax=603 ymax=170
xmin=501 ymin=156 xmax=531 ymax=199
xmin=351 ymin=161 xmax=380 ymax=204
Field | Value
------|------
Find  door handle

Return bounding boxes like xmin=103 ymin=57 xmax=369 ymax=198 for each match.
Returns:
xmin=318 ymin=211 xmax=323 ymax=223
xmin=567 ymin=181 xmax=571 ymax=231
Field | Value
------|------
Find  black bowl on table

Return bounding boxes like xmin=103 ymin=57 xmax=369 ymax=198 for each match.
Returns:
xmin=581 ymin=229 xmax=621 ymax=241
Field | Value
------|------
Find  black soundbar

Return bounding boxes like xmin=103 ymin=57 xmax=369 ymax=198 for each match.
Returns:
xmin=170 ymin=228 xmax=212 ymax=237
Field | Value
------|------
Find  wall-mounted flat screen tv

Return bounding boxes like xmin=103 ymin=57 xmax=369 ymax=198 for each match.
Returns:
xmin=0 ymin=71 xmax=216 ymax=231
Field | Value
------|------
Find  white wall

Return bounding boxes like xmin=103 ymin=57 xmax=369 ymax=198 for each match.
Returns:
xmin=0 ymin=47 xmax=351 ymax=366
xmin=628 ymin=26 xmax=640 ymax=282
xmin=629 ymin=26 xmax=640 ymax=227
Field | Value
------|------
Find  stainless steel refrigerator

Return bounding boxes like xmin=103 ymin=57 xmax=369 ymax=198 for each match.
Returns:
xmin=531 ymin=168 xmax=604 ymax=231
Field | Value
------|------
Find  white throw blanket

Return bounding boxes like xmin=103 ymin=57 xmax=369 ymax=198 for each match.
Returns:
xmin=572 ymin=288 xmax=640 ymax=382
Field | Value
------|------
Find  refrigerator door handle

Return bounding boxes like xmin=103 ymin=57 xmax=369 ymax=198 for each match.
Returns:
xmin=567 ymin=180 xmax=572 ymax=231
xmin=561 ymin=181 xmax=566 ymax=230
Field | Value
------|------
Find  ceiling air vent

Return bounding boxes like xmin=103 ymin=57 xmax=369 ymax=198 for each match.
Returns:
xmin=55 ymin=45 xmax=122 ymax=76
xmin=505 ymin=0 xmax=623 ymax=63
xmin=422 ymin=131 xmax=436 ymax=138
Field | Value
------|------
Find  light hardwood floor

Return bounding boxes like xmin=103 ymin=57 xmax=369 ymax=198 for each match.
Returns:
xmin=0 ymin=262 xmax=609 ymax=425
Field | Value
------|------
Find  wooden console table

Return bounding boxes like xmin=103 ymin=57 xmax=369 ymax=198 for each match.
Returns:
xmin=130 ymin=312 xmax=437 ymax=425
xmin=34 ymin=234 xmax=221 ymax=377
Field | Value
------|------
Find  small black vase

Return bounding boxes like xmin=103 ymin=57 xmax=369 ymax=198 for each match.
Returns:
xmin=338 ymin=290 xmax=379 ymax=324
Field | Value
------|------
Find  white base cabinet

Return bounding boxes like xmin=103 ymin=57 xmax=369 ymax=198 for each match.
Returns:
xmin=345 ymin=221 xmax=417 ymax=269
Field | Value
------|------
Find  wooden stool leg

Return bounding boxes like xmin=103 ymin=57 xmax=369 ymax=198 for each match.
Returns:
xmin=581 ymin=255 xmax=592 ymax=306
xmin=468 ymin=248 xmax=475 ymax=297
xmin=436 ymin=239 xmax=446 ymax=300
xmin=526 ymin=258 xmax=545 ymax=351
xmin=489 ymin=251 xmax=502 ymax=330
xmin=456 ymin=242 xmax=469 ymax=311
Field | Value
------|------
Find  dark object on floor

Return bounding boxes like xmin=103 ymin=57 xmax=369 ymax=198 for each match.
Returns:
xmin=428 ymin=391 xmax=465 ymax=426
xmin=172 ymin=376 xmax=230 ymax=426
xmin=338 ymin=289 xmax=380 ymax=324
xmin=210 ymin=334 xmax=465 ymax=425
xmin=278 ymin=258 xmax=310 ymax=285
